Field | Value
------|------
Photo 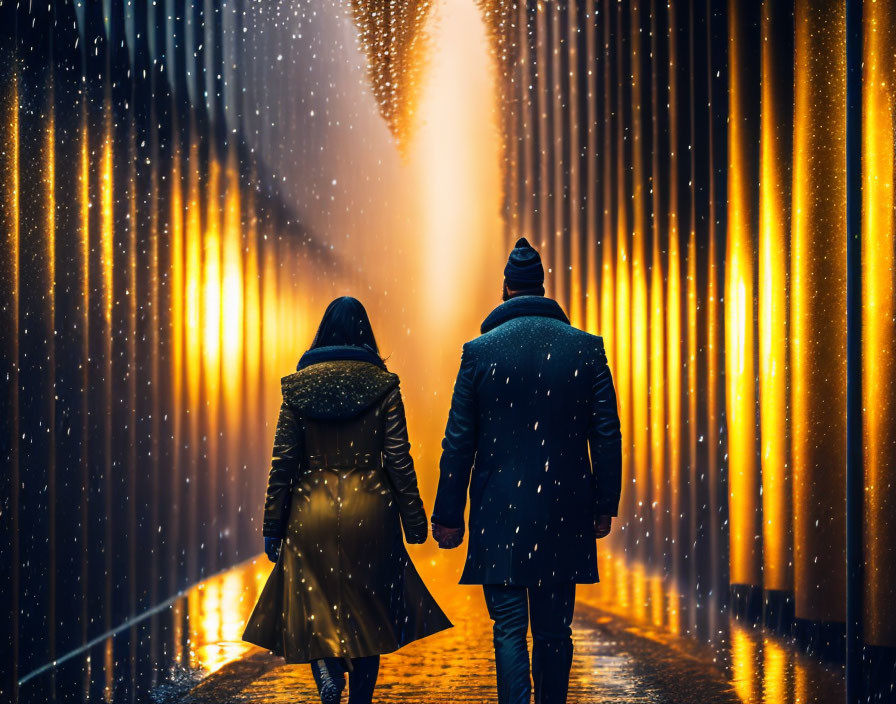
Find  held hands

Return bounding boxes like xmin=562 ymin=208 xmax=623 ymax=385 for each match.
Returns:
xmin=431 ymin=521 xmax=464 ymax=549
xmin=264 ymin=536 xmax=282 ymax=563
xmin=594 ymin=515 xmax=612 ymax=540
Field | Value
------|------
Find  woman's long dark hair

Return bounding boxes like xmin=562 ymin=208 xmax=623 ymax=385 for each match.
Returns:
xmin=310 ymin=296 xmax=381 ymax=356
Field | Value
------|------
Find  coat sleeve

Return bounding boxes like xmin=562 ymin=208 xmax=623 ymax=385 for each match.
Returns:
xmin=381 ymin=384 xmax=428 ymax=543
xmin=262 ymin=401 xmax=303 ymax=538
xmin=587 ymin=338 xmax=623 ymax=517
xmin=432 ymin=343 xmax=478 ymax=530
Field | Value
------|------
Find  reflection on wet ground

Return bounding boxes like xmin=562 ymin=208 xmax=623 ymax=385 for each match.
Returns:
xmin=17 ymin=548 xmax=847 ymax=703
xmin=128 ymin=550 xmax=846 ymax=704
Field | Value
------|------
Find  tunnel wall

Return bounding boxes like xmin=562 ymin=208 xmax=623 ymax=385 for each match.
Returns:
xmin=484 ymin=0 xmax=896 ymax=669
xmin=0 ymin=0 xmax=341 ymax=700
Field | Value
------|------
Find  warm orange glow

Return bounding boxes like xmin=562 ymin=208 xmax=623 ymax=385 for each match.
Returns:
xmin=649 ymin=217 xmax=665 ymax=551
xmin=629 ymin=0 xmax=650 ymax=555
xmin=203 ymin=153 xmax=223 ymax=552
xmin=862 ymin=0 xmax=896 ymax=647
xmin=170 ymin=146 xmax=185 ymax=453
xmin=665 ymin=0 xmax=683 ymax=582
xmin=221 ymin=164 xmax=243 ymax=406
xmin=648 ymin=6 xmax=666 ymax=560
xmin=203 ymin=157 xmax=222 ymax=397
xmin=791 ymin=0 xmax=847 ymax=623
xmin=100 ymin=120 xmax=114 ymax=327
xmin=730 ymin=625 xmax=759 ymax=703
xmin=8 ymin=72 xmax=19 ymax=358
xmin=46 ymin=112 xmax=55 ymax=299
xmin=185 ymin=140 xmax=202 ymax=410
xmin=584 ymin=4 xmax=598 ymax=336
xmin=242 ymin=187 xmax=262 ymax=459
xmin=762 ymin=637 xmax=790 ymax=704
xmin=759 ymin=1 xmax=792 ymax=594
xmin=726 ymin=4 xmax=760 ymax=589
xmin=185 ymin=566 xmax=263 ymax=676
xmin=261 ymin=235 xmax=280 ymax=420
xmin=567 ymin=2 xmax=582 ymax=330
xmin=415 ymin=0 xmax=502 ymax=334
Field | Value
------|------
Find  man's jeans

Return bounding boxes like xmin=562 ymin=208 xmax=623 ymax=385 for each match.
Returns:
xmin=483 ymin=582 xmax=576 ymax=704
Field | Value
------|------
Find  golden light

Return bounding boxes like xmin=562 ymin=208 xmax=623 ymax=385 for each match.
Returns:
xmin=185 ymin=139 xmax=203 ymax=411
xmin=101 ymin=118 xmax=114 ymax=328
xmin=763 ymin=637 xmax=791 ymax=704
xmin=759 ymin=0 xmax=791 ymax=594
xmin=628 ymin=1 xmax=650 ymax=553
xmin=726 ymin=4 xmax=760 ymax=591
xmin=170 ymin=145 xmax=185 ymax=446
xmin=221 ymin=163 xmax=243 ymax=405
xmin=862 ymin=0 xmax=896 ymax=647
xmin=415 ymin=0 xmax=502 ymax=335
xmin=202 ymin=156 xmax=222 ymax=396
xmin=730 ymin=624 xmax=759 ymax=703
xmin=791 ymin=0 xmax=847 ymax=623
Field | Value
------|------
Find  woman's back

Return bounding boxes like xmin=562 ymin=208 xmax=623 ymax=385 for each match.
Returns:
xmin=243 ymin=350 xmax=451 ymax=664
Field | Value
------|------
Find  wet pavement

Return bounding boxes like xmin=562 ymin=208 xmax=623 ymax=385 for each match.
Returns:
xmin=151 ymin=550 xmax=846 ymax=704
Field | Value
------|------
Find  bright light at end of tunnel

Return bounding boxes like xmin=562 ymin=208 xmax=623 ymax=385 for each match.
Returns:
xmin=414 ymin=0 xmax=503 ymax=329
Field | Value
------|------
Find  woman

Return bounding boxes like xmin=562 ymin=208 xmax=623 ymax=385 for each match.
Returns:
xmin=242 ymin=297 xmax=452 ymax=704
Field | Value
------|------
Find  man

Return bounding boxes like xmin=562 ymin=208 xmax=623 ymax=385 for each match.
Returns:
xmin=431 ymin=237 xmax=623 ymax=704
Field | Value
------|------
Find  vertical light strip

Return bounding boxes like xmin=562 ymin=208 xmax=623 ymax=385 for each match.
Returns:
xmin=203 ymin=156 xmax=221 ymax=395
xmin=185 ymin=139 xmax=202 ymax=413
xmin=759 ymin=0 xmax=792 ymax=594
xmin=567 ymin=1 xmax=582 ymax=328
xmin=551 ymin=2 xmax=566 ymax=309
xmin=100 ymin=120 xmax=114 ymax=329
xmin=792 ymin=0 xmax=847 ymax=623
xmin=726 ymin=0 xmax=760 ymax=588
xmin=79 ymin=106 xmax=90 ymax=647
xmin=536 ymin=3 xmax=552 ymax=289
xmin=242 ymin=188 xmax=261 ymax=464
xmin=45 ymin=96 xmax=57 ymax=665
xmin=613 ymin=0 xmax=632 ymax=554
xmin=600 ymin=0 xmax=615 ymax=351
xmin=221 ymin=161 xmax=243 ymax=407
xmin=665 ymin=0 xmax=683 ymax=585
xmin=170 ymin=144 xmax=184 ymax=444
xmin=648 ymin=0 xmax=666 ymax=555
xmin=584 ymin=0 xmax=598 ymax=335
xmin=862 ymin=0 xmax=896 ymax=648
xmin=629 ymin=0 xmax=650 ymax=553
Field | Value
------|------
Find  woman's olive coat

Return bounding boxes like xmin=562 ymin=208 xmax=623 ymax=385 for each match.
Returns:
xmin=242 ymin=347 xmax=451 ymax=663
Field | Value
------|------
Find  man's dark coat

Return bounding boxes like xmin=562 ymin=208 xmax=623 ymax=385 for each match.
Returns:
xmin=432 ymin=296 xmax=622 ymax=586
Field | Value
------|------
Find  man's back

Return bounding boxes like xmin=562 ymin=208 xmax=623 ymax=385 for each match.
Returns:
xmin=432 ymin=295 xmax=622 ymax=586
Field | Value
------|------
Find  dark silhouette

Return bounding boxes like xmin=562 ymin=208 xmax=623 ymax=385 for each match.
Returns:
xmin=432 ymin=239 xmax=623 ymax=704
xmin=243 ymin=296 xmax=452 ymax=704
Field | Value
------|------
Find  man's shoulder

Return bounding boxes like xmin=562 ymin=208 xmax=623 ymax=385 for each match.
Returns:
xmin=465 ymin=321 xmax=605 ymax=355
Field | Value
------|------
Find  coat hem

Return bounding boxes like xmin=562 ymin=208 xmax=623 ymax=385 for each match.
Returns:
xmin=242 ymin=620 xmax=453 ymax=665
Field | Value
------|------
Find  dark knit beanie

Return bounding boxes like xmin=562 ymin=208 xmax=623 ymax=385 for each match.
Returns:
xmin=503 ymin=237 xmax=545 ymax=290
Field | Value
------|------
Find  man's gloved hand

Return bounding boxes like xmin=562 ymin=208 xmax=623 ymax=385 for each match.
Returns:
xmin=594 ymin=515 xmax=612 ymax=539
xmin=264 ymin=536 xmax=282 ymax=563
xmin=432 ymin=521 xmax=464 ymax=549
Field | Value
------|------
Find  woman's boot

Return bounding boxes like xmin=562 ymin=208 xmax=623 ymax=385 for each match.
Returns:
xmin=311 ymin=658 xmax=346 ymax=704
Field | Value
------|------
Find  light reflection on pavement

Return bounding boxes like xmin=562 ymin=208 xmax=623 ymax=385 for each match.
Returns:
xmin=167 ymin=548 xmax=843 ymax=704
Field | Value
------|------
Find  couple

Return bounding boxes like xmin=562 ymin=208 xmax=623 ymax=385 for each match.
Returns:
xmin=242 ymin=238 xmax=623 ymax=704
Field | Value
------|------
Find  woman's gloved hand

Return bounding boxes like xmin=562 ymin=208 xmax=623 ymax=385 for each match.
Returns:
xmin=264 ymin=536 xmax=282 ymax=563
xmin=405 ymin=524 xmax=427 ymax=545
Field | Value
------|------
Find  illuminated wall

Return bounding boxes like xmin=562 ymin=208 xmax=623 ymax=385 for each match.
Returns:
xmin=0 ymin=1 xmax=339 ymax=699
xmin=483 ymin=0 xmax=896 ymax=672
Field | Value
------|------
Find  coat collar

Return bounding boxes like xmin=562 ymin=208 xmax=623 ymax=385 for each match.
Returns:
xmin=297 ymin=344 xmax=386 ymax=371
xmin=480 ymin=296 xmax=570 ymax=334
